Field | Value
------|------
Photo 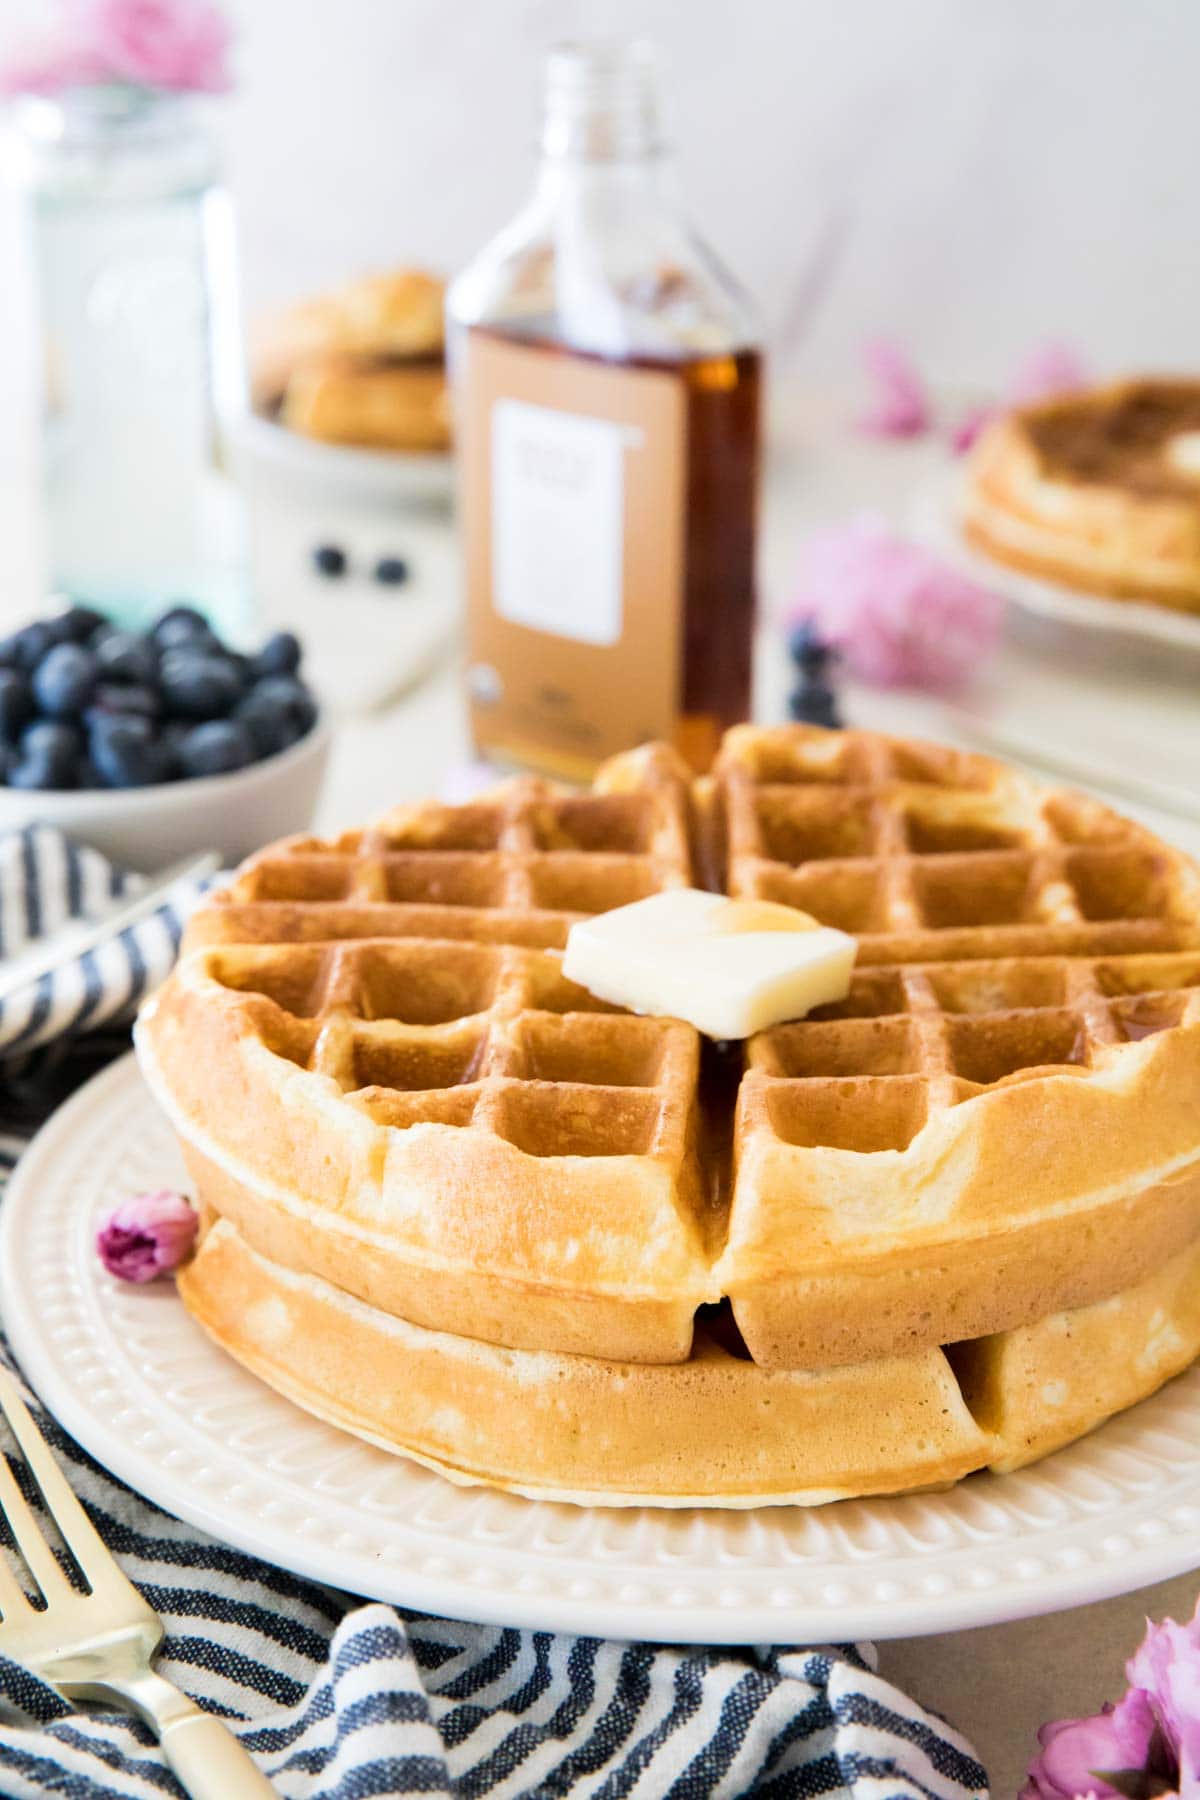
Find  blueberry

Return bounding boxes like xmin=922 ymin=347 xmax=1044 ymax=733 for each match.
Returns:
xmin=58 ymin=605 xmax=107 ymax=643
xmin=14 ymin=720 xmax=81 ymax=789
xmin=23 ymin=719 xmax=83 ymax=760
xmin=8 ymin=755 xmax=73 ymax=791
xmin=158 ymin=721 xmax=190 ymax=777
xmin=159 ymin=651 xmax=244 ymax=720
xmin=178 ymin=719 xmax=256 ymax=778
xmin=236 ymin=675 xmax=317 ymax=757
xmin=88 ymin=681 xmax=160 ymax=721
xmin=88 ymin=714 xmax=169 ymax=788
xmin=4 ymin=622 xmax=55 ymax=673
xmin=250 ymin=631 xmax=302 ymax=679
xmin=312 ymin=544 xmax=347 ymax=578
xmin=234 ymin=687 xmax=290 ymax=757
xmin=373 ymin=556 xmax=409 ymax=586
xmin=262 ymin=675 xmax=317 ymax=731
xmin=33 ymin=643 xmax=98 ymax=718
xmin=152 ymin=605 xmax=219 ymax=654
xmin=0 ymin=669 xmax=34 ymax=741
xmin=787 ymin=618 xmax=836 ymax=675
xmin=94 ymin=630 xmax=158 ymax=685
xmin=40 ymin=614 xmax=78 ymax=648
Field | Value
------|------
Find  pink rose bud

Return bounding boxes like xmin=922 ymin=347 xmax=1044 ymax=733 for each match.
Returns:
xmin=96 ymin=1190 xmax=198 ymax=1283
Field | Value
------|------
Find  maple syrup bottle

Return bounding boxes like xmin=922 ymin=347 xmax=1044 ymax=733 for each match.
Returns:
xmin=448 ymin=41 xmax=761 ymax=778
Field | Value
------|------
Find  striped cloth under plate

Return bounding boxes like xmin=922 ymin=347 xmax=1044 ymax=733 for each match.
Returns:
xmin=0 ymin=823 xmax=989 ymax=1799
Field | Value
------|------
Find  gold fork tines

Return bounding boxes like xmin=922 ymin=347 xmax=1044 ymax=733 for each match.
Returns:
xmin=0 ymin=1368 xmax=274 ymax=1798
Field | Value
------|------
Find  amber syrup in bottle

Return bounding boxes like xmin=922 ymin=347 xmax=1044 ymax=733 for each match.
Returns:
xmin=449 ymin=43 xmax=762 ymax=779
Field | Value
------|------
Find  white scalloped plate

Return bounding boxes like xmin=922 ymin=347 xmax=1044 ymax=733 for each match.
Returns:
xmin=4 ymin=1055 xmax=1200 ymax=1643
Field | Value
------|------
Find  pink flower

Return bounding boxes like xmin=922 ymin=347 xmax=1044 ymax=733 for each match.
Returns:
xmin=788 ymin=517 xmax=1003 ymax=693
xmin=0 ymin=0 xmax=232 ymax=98
xmin=96 ymin=1189 xmax=198 ymax=1282
xmin=1129 ymin=1613 xmax=1200 ymax=1792
xmin=74 ymin=0 xmax=232 ymax=92
xmin=856 ymin=340 xmax=933 ymax=440
xmin=1022 ymin=1690 xmax=1164 ymax=1800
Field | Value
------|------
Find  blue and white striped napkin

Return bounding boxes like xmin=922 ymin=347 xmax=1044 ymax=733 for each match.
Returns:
xmin=0 ymin=824 xmax=989 ymax=1799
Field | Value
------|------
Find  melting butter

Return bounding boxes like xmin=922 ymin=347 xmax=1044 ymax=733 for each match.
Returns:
xmin=562 ymin=888 xmax=856 ymax=1040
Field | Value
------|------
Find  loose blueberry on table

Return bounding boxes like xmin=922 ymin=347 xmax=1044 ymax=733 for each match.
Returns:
xmin=373 ymin=555 xmax=409 ymax=586
xmin=0 ymin=605 xmax=319 ymax=791
xmin=311 ymin=544 xmax=347 ymax=578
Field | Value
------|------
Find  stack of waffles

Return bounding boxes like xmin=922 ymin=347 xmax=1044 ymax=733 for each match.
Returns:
xmin=136 ymin=726 xmax=1200 ymax=1506
xmin=962 ymin=376 xmax=1200 ymax=613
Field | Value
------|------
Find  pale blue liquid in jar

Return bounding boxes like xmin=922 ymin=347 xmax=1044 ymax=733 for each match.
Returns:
xmin=19 ymin=89 xmax=250 ymax=640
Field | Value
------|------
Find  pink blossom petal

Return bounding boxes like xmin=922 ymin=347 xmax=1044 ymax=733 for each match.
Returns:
xmin=0 ymin=43 xmax=107 ymax=96
xmin=96 ymin=1189 xmax=198 ymax=1282
xmin=857 ymin=339 xmax=933 ymax=439
xmin=2 ymin=0 xmax=233 ymax=97
xmin=787 ymin=518 xmax=1002 ymax=694
xmin=78 ymin=0 xmax=233 ymax=93
xmin=1128 ymin=1612 xmax=1200 ymax=1791
xmin=1025 ymin=1692 xmax=1161 ymax=1800
xmin=949 ymin=403 xmax=997 ymax=456
xmin=1010 ymin=339 xmax=1090 ymax=406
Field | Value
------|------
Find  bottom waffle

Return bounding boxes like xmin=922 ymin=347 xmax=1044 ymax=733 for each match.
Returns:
xmin=178 ymin=1216 xmax=1200 ymax=1508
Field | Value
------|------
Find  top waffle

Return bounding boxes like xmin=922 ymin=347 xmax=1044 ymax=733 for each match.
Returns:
xmin=191 ymin=728 xmax=1200 ymax=963
xmin=188 ymin=743 xmax=695 ymax=953
xmin=141 ymin=726 xmax=1200 ymax=1373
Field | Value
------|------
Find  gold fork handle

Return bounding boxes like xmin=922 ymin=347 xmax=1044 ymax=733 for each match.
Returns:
xmin=111 ymin=1669 xmax=277 ymax=1797
xmin=156 ymin=1708 xmax=277 ymax=1798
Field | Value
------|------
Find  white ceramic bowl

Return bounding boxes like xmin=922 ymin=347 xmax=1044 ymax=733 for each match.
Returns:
xmin=0 ymin=718 xmax=332 ymax=872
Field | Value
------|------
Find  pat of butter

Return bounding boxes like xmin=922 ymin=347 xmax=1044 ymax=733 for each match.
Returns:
xmin=562 ymin=889 xmax=857 ymax=1039
xmin=1168 ymin=430 xmax=1200 ymax=479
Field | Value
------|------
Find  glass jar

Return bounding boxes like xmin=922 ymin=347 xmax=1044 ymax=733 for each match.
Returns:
xmin=448 ymin=41 xmax=762 ymax=778
xmin=13 ymin=87 xmax=249 ymax=639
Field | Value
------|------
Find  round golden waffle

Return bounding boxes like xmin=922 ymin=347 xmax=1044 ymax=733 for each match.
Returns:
xmin=963 ymin=377 xmax=1200 ymax=612
xmin=138 ymin=726 xmax=1200 ymax=1505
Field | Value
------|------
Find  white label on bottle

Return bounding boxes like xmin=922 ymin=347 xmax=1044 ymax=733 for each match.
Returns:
xmin=491 ymin=399 xmax=626 ymax=646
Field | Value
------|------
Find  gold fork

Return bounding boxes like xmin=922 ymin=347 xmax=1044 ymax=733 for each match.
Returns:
xmin=0 ymin=1366 xmax=275 ymax=1796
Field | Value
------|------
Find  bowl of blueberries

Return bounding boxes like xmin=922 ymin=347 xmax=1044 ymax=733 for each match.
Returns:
xmin=0 ymin=603 xmax=330 ymax=870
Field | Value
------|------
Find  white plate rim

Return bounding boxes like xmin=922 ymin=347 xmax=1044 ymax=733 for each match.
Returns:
xmin=3 ymin=1053 xmax=1200 ymax=1643
xmin=232 ymin=409 xmax=454 ymax=505
xmin=911 ymin=469 xmax=1200 ymax=652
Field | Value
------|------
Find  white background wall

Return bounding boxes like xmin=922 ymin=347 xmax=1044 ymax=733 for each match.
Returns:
xmin=2 ymin=0 xmax=1199 ymax=388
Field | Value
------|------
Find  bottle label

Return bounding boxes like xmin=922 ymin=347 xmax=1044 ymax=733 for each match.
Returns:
xmin=492 ymin=400 xmax=627 ymax=646
xmin=463 ymin=329 xmax=685 ymax=778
